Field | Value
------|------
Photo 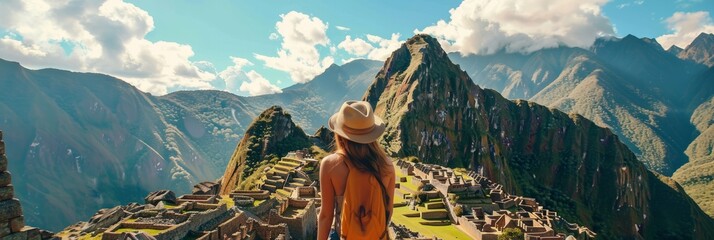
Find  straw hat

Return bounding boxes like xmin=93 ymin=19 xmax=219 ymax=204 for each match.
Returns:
xmin=327 ymin=101 xmax=386 ymax=144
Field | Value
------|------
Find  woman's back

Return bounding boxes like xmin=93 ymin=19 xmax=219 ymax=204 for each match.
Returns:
xmin=319 ymin=152 xmax=395 ymax=240
xmin=317 ymin=100 xmax=395 ymax=240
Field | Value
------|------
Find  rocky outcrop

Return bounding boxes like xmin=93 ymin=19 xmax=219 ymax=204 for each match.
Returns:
xmin=0 ymin=131 xmax=52 ymax=239
xmin=310 ymin=126 xmax=334 ymax=149
xmin=220 ymin=106 xmax=311 ymax=194
xmin=81 ymin=205 xmax=131 ymax=233
xmin=364 ymin=34 xmax=714 ymax=239
xmin=678 ymin=32 xmax=714 ymax=67
xmin=144 ymin=190 xmax=177 ymax=205
xmin=193 ymin=181 xmax=220 ymax=195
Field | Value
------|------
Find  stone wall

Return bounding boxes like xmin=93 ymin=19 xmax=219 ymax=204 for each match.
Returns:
xmin=242 ymin=197 xmax=279 ymax=217
xmin=267 ymin=199 xmax=316 ymax=240
xmin=254 ymin=221 xmax=290 ymax=240
xmin=230 ymin=190 xmax=270 ymax=200
xmin=0 ymin=131 xmax=46 ymax=240
xmin=419 ymin=210 xmax=448 ymax=220
xmin=155 ymin=204 xmax=227 ymax=240
xmin=457 ymin=216 xmax=482 ymax=239
xmin=215 ymin=212 xmax=248 ymax=239
xmin=425 ymin=202 xmax=445 ymax=209
xmin=176 ymin=194 xmax=217 ymax=204
xmin=103 ymin=204 xmax=228 ymax=240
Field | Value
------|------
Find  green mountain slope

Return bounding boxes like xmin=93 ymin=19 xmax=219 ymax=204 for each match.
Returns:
xmin=673 ymin=66 xmax=714 ymax=216
xmin=219 ymin=106 xmax=311 ymax=194
xmin=0 ymin=58 xmax=380 ymax=230
xmin=367 ymin=34 xmax=714 ymax=239
xmin=450 ymin=34 xmax=707 ymax=175
xmin=0 ymin=59 xmax=236 ymax=230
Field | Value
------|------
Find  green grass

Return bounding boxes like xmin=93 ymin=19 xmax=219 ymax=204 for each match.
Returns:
xmin=219 ymin=195 xmax=235 ymax=208
xmin=114 ymin=228 xmax=165 ymax=236
xmin=391 ymin=205 xmax=471 ymax=239
xmin=161 ymin=201 xmax=180 ymax=209
xmin=276 ymin=189 xmax=291 ymax=198
xmin=78 ymin=233 xmax=103 ymax=240
xmin=279 ymin=160 xmax=302 ymax=168
xmin=393 ymin=162 xmax=420 ymax=193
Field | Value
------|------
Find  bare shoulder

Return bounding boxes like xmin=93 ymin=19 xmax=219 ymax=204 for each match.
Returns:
xmin=383 ymin=157 xmax=395 ymax=173
xmin=320 ymin=153 xmax=345 ymax=171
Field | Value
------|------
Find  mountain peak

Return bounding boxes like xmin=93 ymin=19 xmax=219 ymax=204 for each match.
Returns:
xmin=690 ymin=32 xmax=714 ymax=47
xmin=667 ymin=45 xmax=684 ymax=55
xmin=362 ymin=34 xmax=478 ymax=164
xmin=219 ymin=105 xmax=311 ymax=194
xmin=641 ymin=37 xmax=665 ymax=51
xmin=679 ymin=32 xmax=714 ymax=67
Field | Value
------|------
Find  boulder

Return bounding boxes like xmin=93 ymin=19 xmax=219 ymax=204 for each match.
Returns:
xmin=9 ymin=216 xmax=23 ymax=232
xmin=192 ymin=181 xmax=220 ymax=195
xmin=82 ymin=206 xmax=127 ymax=233
xmin=0 ymin=171 xmax=11 ymax=186
xmin=0 ymin=199 xmax=22 ymax=221
xmin=0 ymin=185 xmax=13 ymax=201
xmin=144 ymin=190 xmax=176 ymax=205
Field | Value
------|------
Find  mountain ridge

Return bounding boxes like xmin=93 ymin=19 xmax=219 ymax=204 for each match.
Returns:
xmin=365 ymin=34 xmax=714 ymax=239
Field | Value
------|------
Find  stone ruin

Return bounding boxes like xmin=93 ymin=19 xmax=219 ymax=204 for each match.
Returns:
xmin=193 ymin=181 xmax=220 ymax=195
xmin=394 ymin=159 xmax=596 ymax=240
xmin=0 ymin=131 xmax=53 ymax=240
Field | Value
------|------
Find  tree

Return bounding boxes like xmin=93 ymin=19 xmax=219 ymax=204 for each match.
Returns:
xmin=498 ymin=228 xmax=524 ymax=240
xmin=416 ymin=191 xmax=428 ymax=203
xmin=453 ymin=204 xmax=463 ymax=217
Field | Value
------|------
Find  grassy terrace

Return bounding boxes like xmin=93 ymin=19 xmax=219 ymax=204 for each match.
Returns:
xmin=390 ymin=161 xmax=472 ymax=239
xmin=78 ymin=234 xmax=103 ymax=240
xmin=114 ymin=228 xmax=164 ymax=236
xmin=219 ymin=195 xmax=235 ymax=208
xmin=392 ymin=204 xmax=471 ymax=239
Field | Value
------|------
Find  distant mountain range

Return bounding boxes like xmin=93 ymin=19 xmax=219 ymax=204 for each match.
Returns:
xmin=0 ymin=58 xmax=380 ymax=230
xmin=0 ymin=32 xmax=712 ymax=232
xmin=448 ymin=32 xmax=714 ymax=217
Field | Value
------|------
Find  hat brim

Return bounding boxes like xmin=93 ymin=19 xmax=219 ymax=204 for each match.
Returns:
xmin=327 ymin=113 xmax=386 ymax=144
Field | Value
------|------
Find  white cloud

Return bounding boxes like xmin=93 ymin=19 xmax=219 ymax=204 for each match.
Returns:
xmin=218 ymin=57 xmax=253 ymax=92
xmin=416 ymin=0 xmax=614 ymax=55
xmin=269 ymin=33 xmax=279 ymax=40
xmin=337 ymin=33 xmax=404 ymax=61
xmin=338 ymin=36 xmax=374 ymax=56
xmin=365 ymin=33 xmax=404 ymax=60
xmin=657 ymin=11 xmax=714 ymax=49
xmin=254 ymin=11 xmax=334 ymax=83
xmin=617 ymin=0 xmax=644 ymax=9
xmin=0 ymin=0 xmax=216 ymax=95
xmin=336 ymin=26 xmax=351 ymax=31
xmin=240 ymin=70 xmax=283 ymax=96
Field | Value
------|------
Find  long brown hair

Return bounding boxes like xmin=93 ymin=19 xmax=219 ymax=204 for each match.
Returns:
xmin=333 ymin=133 xmax=390 ymax=177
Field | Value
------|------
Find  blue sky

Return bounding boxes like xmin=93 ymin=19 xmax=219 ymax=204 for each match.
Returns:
xmin=127 ymin=0 xmax=457 ymax=75
xmin=0 ymin=0 xmax=712 ymax=96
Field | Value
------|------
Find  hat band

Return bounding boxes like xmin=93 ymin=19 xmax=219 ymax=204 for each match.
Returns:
xmin=342 ymin=124 xmax=376 ymax=135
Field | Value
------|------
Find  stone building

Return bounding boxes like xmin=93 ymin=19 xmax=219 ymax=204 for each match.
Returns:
xmin=267 ymin=198 xmax=317 ymax=240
